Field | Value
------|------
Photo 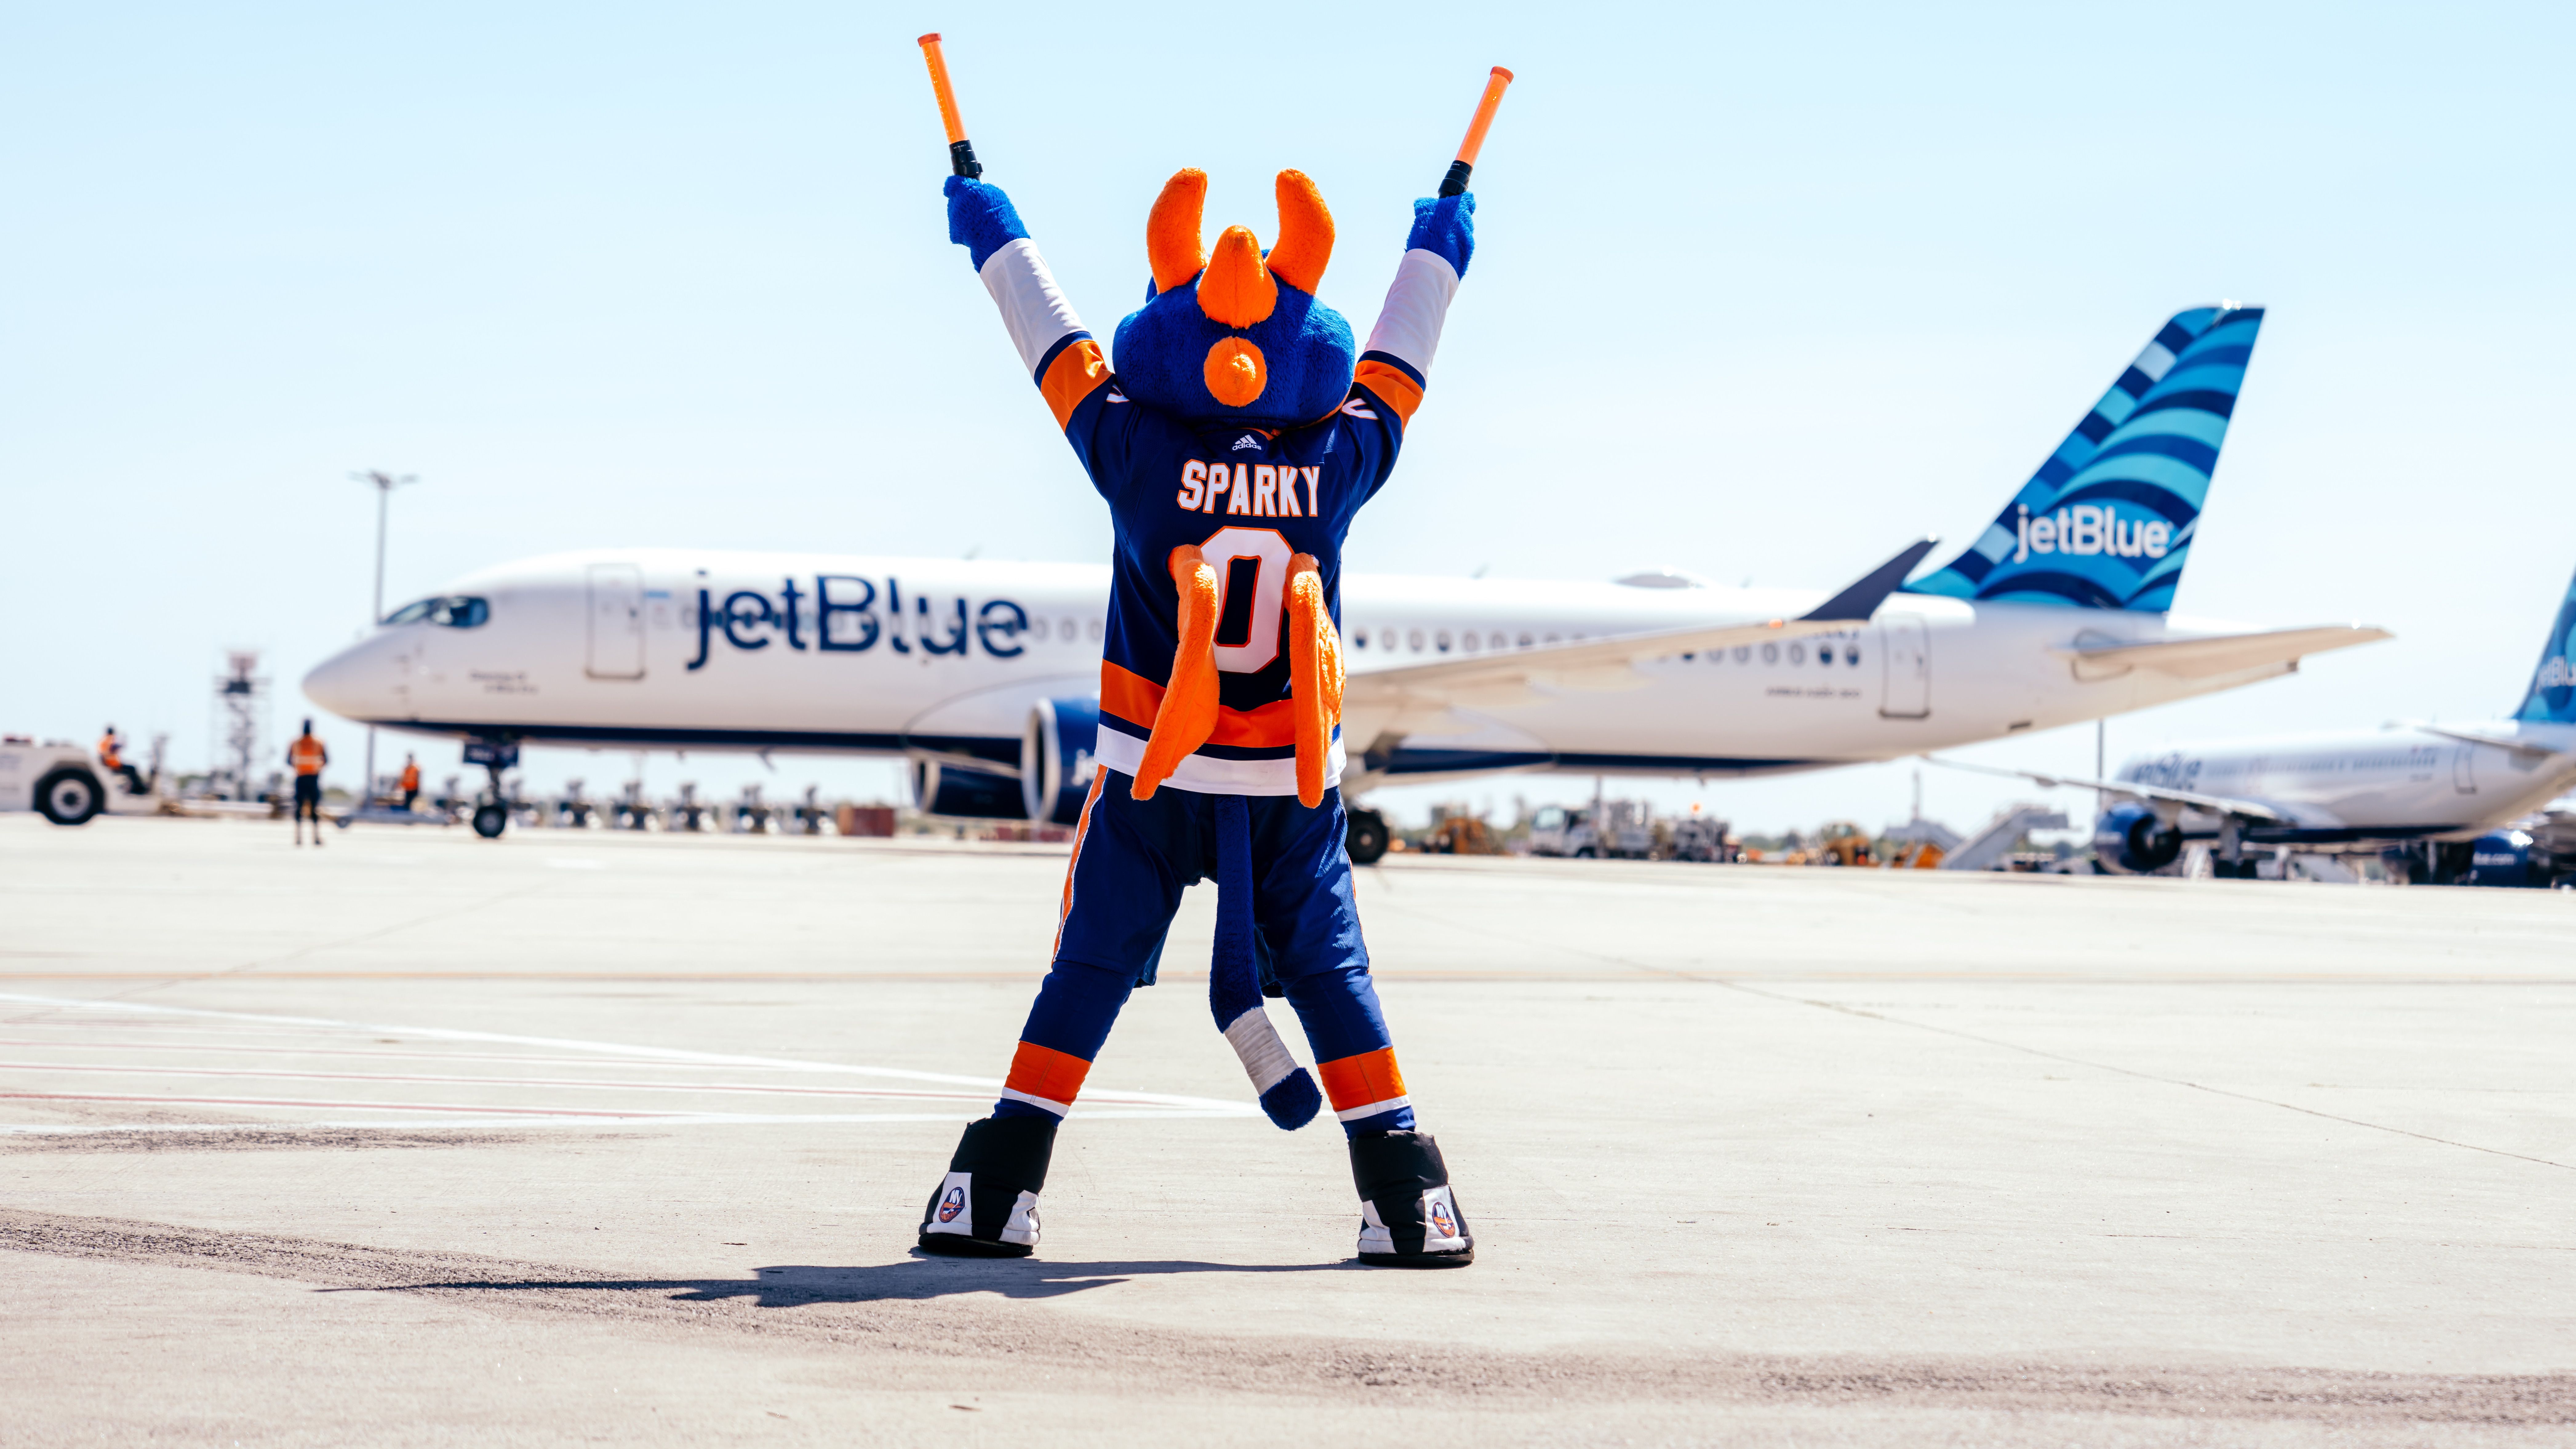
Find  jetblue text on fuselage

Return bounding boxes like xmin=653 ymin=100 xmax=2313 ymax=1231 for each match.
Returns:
xmin=686 ymin=576 xmax=1032 ymax=671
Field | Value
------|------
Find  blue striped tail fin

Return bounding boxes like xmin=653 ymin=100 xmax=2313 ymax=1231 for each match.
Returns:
xmin=2514 ymin=564 xmax=2576 ymax=724
xmin=1906 ymin=305 xmax=2264 ymax=612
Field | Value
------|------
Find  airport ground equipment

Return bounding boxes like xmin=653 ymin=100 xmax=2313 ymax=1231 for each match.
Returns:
xmin=1939 ymin=804 xmax=2070 ymax=873
xmin=1525 ymin=799 xmax=1655 ymax=859
xmin=1665 ymin=813 xmax=1735 ymax=862
xmin=0 ymin=734 xmax=170 ymax=825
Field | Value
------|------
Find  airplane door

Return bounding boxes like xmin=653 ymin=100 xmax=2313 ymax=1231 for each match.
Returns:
xmin=586 ymin=563 xmax=646 ymax=680
xmin=1879 ymin=616 xmax=1931 ymax=719
xmin=2454 ymin=744 xmax=2477 ymax=794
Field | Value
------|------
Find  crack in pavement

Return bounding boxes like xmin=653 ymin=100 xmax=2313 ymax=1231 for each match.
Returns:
xmin=2 ymin=1207 xmax=2569 ymax=1427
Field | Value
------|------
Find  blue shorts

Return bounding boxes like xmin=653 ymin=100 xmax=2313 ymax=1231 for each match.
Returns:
xmin=1053 ymin=771 xmax=1369 ymax=992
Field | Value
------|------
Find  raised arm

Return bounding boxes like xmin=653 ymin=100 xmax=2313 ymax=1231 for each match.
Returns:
xmin=944 ymin=177 xmax=1114 ymax=429
xmin=1351 ymin=193 xmax=1475 ymax=429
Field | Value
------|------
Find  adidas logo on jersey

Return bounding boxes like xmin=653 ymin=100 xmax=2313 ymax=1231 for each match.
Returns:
xmin=1232 ymin=435 xmax=1260 ymax=451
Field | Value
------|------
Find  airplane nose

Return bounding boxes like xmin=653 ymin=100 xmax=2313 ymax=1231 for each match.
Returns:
xmin=302 ymin=638 xmax=392 ymax=721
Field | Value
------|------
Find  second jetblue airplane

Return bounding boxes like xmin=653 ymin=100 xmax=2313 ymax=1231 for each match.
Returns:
xmin=304 ymin=305 xmax=2386 ymax=853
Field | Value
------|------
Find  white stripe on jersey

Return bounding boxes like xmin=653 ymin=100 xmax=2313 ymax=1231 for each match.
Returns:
xmin=1092 ymin=728 xmax=1348 ymax=798
xmin=1361 ymin=248 xmax=1462 ymax=376
xmin=978 ymin=237 xmax=1088 ymax=377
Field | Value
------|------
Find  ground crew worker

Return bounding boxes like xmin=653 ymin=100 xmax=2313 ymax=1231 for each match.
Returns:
xmin=287 ymin=720 xmax=328 ymax=847
xmin=97 ymin=725 xmax=148 ymax=796
xmin=398 ymin=754 xmax=421 ymax=812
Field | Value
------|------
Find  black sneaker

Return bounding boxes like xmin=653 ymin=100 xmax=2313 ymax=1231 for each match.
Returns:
xmin=917 ymin=1115 xmax=1057 ymax=1258
xmin=1349 ymin=1129 xmax=1474 ymax=1267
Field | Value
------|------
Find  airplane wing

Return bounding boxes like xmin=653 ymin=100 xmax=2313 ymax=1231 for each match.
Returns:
xmin=2391 ymin=721 xmax=2567 ymax=761
xmin=1347 ymin=539 xmax=1939 ymax=711
xmin=2053 ymin=624 xmax=2391 ymax=680
xmin=1923 ymin=754 xmax=2291 ymax=823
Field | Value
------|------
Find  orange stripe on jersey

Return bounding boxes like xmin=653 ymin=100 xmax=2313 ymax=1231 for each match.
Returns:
xmin=1040 ymin=338 xmax=1113 ymax=429
xmin=1352 ymin=360 xmax=1424 ymax=427
xmin=1317 ymin=1047 xmax=1406 ymax=1113
xmin=1098 ymin=662 xmax=1298 ymax=748
xmin=1004 ymin=1040 xmax=1093 ymax=1108
xmin=1051 ymin=768 xmax=1109 ymax=956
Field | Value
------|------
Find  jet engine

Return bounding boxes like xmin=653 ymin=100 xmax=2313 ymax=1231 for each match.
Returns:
xmin=2091 ymin=802 xmax=2183 ymax=875
xmin=1022 ymin=698 xmax=1099 ymax=827
xmin=909 ymin=759 xmax=1026 ymax=820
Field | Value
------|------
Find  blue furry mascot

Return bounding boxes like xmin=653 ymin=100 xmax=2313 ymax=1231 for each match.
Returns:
xmin=913 ymin=42 xmax=1489 ymax=1268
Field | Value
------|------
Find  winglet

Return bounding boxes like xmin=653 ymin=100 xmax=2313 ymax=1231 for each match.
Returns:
xmin=1800 ymin=538 xmax=1940 ymax=623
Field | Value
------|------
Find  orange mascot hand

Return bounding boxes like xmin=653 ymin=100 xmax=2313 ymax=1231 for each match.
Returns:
xmin=1284 ymin=553 xmax=1345 ymax=808
xmin=1133 ymin=545 xmax=1222 ymax=800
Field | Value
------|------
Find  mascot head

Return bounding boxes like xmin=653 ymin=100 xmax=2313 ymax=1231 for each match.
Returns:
xmin=1112 ymin=168 xmax=1356 ymax=429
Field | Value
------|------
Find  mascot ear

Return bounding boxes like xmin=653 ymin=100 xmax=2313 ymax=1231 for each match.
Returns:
xmin=1148 ymin=169 xmax=1208 ymax=295
xmin=1265 ymin=170 xmax=1333 ymax=295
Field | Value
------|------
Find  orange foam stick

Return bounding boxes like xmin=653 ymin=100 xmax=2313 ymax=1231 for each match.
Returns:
xmin=918 ymin=33 xmax=983 ymax=176
xmin=1438 ymin=67 xmax=1513 ymax=196
xmin=1456 ymin=66 xmax=1514 ymax=166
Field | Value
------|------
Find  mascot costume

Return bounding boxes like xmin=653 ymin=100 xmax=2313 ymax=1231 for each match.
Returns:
xmin=911 ymin=38 xmax=1508 ymax=1268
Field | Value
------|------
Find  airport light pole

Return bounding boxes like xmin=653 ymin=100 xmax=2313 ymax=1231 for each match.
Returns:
xmin=352 ymin=470 xmax=418 ymax=807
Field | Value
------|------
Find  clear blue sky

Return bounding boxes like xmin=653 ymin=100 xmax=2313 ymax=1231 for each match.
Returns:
xmin=6 ymin=2 xmax=2570 ymax=835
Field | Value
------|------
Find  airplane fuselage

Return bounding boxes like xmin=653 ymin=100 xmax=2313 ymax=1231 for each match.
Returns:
xmin=2115 ymin=726 xmax=2576 ymax=846
xmin=306 ymin=548 xmax=2328 ymax=795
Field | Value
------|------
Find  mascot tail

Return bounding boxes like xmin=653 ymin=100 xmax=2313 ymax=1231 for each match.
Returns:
xmin=1211 ymin=795 xmax=1321 ymax=1129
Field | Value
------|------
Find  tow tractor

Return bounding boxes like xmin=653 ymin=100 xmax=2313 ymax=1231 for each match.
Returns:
xmin=1 ymin=734 xmax=170 ymax=825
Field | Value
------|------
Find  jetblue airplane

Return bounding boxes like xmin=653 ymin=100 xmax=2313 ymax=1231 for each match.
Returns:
xmin=1945 ymin=565 xmax=2576 ymax=879
xmin=303 ymin=305 xmax=2387 ymax=858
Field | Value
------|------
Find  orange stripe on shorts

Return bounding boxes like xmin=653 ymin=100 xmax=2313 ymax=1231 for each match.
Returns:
xmin=1004 ymin=1040 xmax=1093 ymax=1108
xmin=1317 ymin=1047 xmax=1405 ymax=1113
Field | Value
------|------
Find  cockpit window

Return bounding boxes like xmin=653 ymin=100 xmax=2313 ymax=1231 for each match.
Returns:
xmin=384 ymin=596 xmax=489 ymax=628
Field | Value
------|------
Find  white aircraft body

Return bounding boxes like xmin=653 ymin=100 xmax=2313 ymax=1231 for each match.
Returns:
xmin=1954 ymin=566 xmax=2576 ymax=880
xmin=299 ymin=305 xmax=2390 ymax=855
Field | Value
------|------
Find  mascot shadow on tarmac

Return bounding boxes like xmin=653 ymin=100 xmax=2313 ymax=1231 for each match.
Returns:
xmin=916 ymin=163 xmax=1480 ymax=1267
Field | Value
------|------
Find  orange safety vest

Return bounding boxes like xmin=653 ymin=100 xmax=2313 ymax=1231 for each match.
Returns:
xmin=398 ymin=763 xmax=420 ymax=791
xmin=289 ymin=736 xmax=327 ymax=776
xmin=98 ymin=734 xmax=122 ymax=769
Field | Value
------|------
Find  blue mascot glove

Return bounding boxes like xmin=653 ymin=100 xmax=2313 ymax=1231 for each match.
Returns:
xmin=945 ymin=175 xmax=1029 ymax=271
xmin=1407 ymin=192 xmax=1475 ymax=278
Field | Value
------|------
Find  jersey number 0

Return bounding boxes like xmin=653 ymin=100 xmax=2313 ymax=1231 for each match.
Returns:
xmin=1198 ymin=526 xmax=1294 ymax=673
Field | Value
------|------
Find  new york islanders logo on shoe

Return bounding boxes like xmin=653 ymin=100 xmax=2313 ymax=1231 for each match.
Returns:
xmin=1428 ymin=1196 xmax=1457 ymax=1238
xmin=936 ymin=1185 xmax=967 ymax=1223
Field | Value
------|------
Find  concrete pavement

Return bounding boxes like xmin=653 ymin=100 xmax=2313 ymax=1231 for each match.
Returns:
xmin=2 ymin=814 xmax=2570 ymax=1445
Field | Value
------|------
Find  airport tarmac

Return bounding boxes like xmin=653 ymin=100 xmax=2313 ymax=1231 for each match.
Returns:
xmin=2 ymin=814 xmax=2569 ymax=1447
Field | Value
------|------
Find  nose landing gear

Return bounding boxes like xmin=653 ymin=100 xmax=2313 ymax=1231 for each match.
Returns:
xmin=464 ymin=737 xmax=519 ymax=840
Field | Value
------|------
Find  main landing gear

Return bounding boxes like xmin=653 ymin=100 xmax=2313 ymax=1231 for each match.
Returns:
xmin=1345 ymin=806 xmax=1390 ymax=866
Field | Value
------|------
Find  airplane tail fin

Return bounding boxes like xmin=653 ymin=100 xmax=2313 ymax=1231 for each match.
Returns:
xmin=2513 ymin=564 xmax=2576 ymax=724
xmin=1907 ymin=305 xmax=2264 ymax=612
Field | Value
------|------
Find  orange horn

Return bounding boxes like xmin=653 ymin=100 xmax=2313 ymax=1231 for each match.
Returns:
xmin=1197 ymin=225 xmax=1277 ymax=328
xmin=1265 ymin=170 xmax=1334 ymax=295
xmin=1147 ymin=169 xmax=1208 ymax=295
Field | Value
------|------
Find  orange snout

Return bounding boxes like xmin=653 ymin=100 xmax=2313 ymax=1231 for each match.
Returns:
xmin=1204 ymin=337 xmax=1266 ymax=406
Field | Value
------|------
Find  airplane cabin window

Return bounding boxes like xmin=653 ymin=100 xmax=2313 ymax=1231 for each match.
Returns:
xmin=1789 ymin=643 xmax=1805 ymax=664
xmin=1031 ymin=618 xmax=1049 ymax=640
xmin=1733 ymin=645 xmax=1750 ymax=662
xmin=1087 ymin=619 xmax=1103 ymax=641
xmin=1845 ymin=645 xmax=1860 ymax=665
xmin=1517 ymin=632 xmax=1532 ymax=648
xmin=1436 ymin=630 xmax=1452 ymax=652
xmin=1544 ymin=633 xmax=1560 ymax=644
xmin=1408 ymin=629 xmax=1425 ymax=652
xmin=1762 ymin=642 xmax=1779 ymax=663
xmin=1353 ymin=628 xmax=1368 ymax=649
xmin=1461 ymin=632 xmax=1478 ymax=652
